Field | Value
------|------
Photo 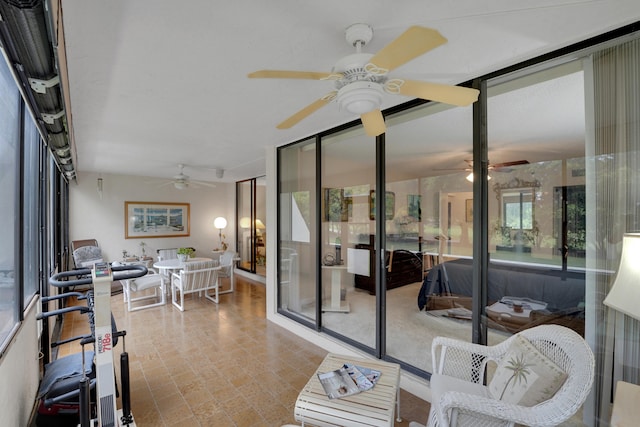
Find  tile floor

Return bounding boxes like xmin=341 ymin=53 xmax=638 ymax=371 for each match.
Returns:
xmin=55 ymin=275 xmax=430 ymax=426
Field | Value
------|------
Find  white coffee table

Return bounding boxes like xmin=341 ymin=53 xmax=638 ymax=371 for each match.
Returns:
xmin=295 ymin=353 xmax=401 ymax=426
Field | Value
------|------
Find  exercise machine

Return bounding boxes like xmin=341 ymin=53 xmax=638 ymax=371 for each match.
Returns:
xmin=40 ymin=263 xmax=147 ymax=427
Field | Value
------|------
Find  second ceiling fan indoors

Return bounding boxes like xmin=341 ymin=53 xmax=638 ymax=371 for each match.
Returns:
xmin=249 ymin=24 xmax=480 ymax=136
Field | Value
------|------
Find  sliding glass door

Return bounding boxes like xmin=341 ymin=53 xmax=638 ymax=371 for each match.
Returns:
xmin=383 ymin=101 xmax=474 ymax=372
xmin=277 ymin=138 xmax=317 ymax=321
xmin=236 ymin=177 xmax=266 ymax=276
xmin=319 ymin=127 xmax=376 ymax=347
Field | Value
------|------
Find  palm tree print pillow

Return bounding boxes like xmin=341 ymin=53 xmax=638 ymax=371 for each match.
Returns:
xmin=488 ymin=335 xmax=568 ymax=406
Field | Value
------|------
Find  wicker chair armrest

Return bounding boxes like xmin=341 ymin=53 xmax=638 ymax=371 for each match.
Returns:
xmin=432 ymin=336 xmax=507 ymax=381
xmin=440 ymin=391 xmax=540 ymax=426
xmin=439 ymin=391 xmax=565 ymax=427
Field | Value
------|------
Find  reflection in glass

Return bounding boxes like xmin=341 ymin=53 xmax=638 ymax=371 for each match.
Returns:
xmin=278 ymin=138 xmax=317 ymax=322
xmin=320 ymin=127 xmax=376 ymax=347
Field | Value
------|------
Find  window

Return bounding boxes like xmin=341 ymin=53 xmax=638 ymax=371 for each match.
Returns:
xmin=23 ymin=106 xmax=41 ymax=307
xmin=502 ymin=189 xmax=534 ymax=230
xmin=0 ymin=50 xmax=21 ymax=350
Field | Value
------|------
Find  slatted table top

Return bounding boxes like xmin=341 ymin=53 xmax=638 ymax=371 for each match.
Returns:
xmin=295 ymin=353 xmax=401 ymax=427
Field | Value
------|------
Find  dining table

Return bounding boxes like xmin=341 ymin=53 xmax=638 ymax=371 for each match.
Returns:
xmin=153 ymin=257 xmax=215 ymax=275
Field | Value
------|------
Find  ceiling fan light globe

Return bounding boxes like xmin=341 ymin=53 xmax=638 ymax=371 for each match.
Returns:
xmin=337 ymin=81 xmax=383 ymax=115
xmin=174 ymin=181 xmax=187 ymax=190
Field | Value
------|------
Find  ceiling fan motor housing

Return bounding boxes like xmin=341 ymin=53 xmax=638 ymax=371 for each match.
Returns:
xmin=333 ymin=52 xmax=386 ymax=115
xmin=337 ymin=81 xmax=384 ymax=114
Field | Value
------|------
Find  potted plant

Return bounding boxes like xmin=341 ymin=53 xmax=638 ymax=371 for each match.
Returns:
xmin=177 ymin=247 xmax=194 ymax=262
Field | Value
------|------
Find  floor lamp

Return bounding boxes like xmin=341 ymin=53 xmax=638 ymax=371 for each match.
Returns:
xmin=603 ymin=233 xmax=640 ymax=424
xmin=604 ymin=233 xmax=640 ymax=319
xmin=214 ymin=217 xmax=227 ymax=250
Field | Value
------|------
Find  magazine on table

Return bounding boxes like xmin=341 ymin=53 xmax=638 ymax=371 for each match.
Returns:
xmin=317 ymin=363 xmax=382 ymax=399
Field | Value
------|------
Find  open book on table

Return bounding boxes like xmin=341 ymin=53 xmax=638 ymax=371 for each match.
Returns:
xmin=317 ymin=363 xmax=382 ymax=399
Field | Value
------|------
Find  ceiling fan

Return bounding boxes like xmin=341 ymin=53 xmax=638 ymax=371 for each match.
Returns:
xmin=439 ymin=159 xmax=530 ymax=181
xmin=248 ymin=23 xmax=480 ymax=136
xmin=461 ymin=159 xmax=530 ymax=172
xmin=160 ymin=164 xmax=218 ymax=190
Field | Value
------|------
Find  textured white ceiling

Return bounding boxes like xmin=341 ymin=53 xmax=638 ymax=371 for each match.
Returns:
xmin=59 ymin=0 xmax=640 ymax=184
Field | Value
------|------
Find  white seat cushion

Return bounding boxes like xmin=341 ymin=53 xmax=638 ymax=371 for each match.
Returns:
xmin=129 ymin=274 xmax=162 ymax=292
xmin=431 ymin=372 xmax=491 ymax=425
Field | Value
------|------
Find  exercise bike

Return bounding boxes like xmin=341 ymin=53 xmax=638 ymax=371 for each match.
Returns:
xmin=37 ymin=263 xmax=147 ymax=427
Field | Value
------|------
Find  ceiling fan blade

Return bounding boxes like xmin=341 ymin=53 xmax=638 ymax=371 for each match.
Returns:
xmin=248 ymin=70 xmax=340 ymax=80
xmin=369 ymin=26 xmax=447 ymax=73
xmin=491 ymin=160 xmax=530 ymax=168
xmin=394 ymin=79 xmax=479 ymax=106
xmin=277 ymin=92 xmax=336 ymax=129
xmin=361 ymin=109 xmax=386 ymax=136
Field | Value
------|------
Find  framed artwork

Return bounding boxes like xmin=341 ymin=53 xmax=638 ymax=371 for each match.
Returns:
xmin=369 ymin=190 xmax=395 ymax=220
xmin=323 ymin=188 xmax=351 ymax=222
xmin=408 ymin=194 xmax=422 ymax=221
xmin=465 ymin=199 xmax=473 ymax=223
xmin=125 ymin=201 xmax=190 ymax=238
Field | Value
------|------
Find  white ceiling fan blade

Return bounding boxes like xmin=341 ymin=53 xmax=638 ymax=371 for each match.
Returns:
xmin=277 ymin=92 xmax=337 ymax=129
xmin=391 ymin=79 xmax=479 ymax=106
xmin=369 ymin=26 xmax=447 ymax=73
xmin=361 ymin=109 xmax=386 ymax=136
xmin=248 ymin=70 xmax=342 ymax=80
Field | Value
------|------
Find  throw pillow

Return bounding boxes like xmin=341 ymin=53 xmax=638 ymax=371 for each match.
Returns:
xmin=488 ymin=334 xmax=568 ymax=406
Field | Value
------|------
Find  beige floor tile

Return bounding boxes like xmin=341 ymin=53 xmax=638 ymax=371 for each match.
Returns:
xmin=56 ymin=276 xmax=431 ymax=426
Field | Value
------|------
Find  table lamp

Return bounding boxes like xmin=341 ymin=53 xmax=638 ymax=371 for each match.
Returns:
xmin=214 ymin=216 xmax=227 ymax=249
xmin=603 ymin=233 xmax=640 ymax=320
xmin=255 ymin=219 xmax=266 ymax=236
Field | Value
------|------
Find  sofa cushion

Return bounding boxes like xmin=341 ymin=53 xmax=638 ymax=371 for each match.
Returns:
xmin=488 ymin=334 xmax=567 ymax=406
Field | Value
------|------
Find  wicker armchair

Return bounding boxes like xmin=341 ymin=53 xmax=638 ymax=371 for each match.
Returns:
xmin=412 ymin=325 xmax=594 ymax=427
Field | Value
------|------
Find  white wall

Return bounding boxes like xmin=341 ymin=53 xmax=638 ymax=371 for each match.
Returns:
xmin=0 ymin=298 xmax=41 ymax=426
xmin=70 ymin=172 xmax=235 ymax=263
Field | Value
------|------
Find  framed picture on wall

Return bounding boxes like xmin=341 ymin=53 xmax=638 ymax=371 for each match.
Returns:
xmin=369 ymin=190 xmax=395 ymax=220
xmin=465 ymin=199 xmax=473 ymax=223
xmin=125 ymin=201 xmax=190 ymax=238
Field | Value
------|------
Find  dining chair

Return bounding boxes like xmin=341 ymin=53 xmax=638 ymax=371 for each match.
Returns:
xmin=171 ymin=259 xmax=219 ymax=311
xmin=217 ymin=250 xmax=238 ymax=294
xmin=121 ymin=268 xmax=166 ymax=312
xmin=156 ymin=248 xmax=178 ymax=261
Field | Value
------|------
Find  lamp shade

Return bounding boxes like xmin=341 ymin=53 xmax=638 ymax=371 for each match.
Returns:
xmin=255 ymin=219 xmax=266 ymax=230
xmin=604 ymin=233 xmax=640 ymax=321
xmin=214 ymin=217 xmax=227 ymax=229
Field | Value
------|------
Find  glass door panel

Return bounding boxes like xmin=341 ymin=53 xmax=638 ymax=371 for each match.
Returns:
xmin=384 ymin=101 xmax=473 ymax=374
xmin=277 ymin=138 xmax=317 ymax=321
xmin=320 ymin=127 xmax=376 ymax=347
xmin=486 ymin=61 xmax=587 ymax=341
xmin=237 ymin=180 xmax=253 ymax=272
